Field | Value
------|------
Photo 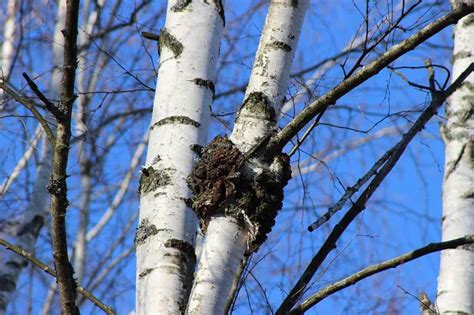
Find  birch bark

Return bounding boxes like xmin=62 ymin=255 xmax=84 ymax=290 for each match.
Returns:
xmin=436 ymin=3 xmax=474 ymax=314
xmin=187 ymin=1 xmax=308 ymax=313
xmin=136 ymin=1 xmax=224 ymax=313
xmin=0 ymin=0 xmax=16 ymax=83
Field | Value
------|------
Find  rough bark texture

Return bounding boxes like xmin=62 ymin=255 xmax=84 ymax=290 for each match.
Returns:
xmin=48 ymin=0 xmax=81 ymax=313
xmin=437 ymin=4 xmax=474 ymax=314
xmin=136 ymin=0 xmax=224 ymax=313
xmin=186 ymin=1 xmax=308 ymax=313
xmin=188 ymin=135 xmax=291 ymax=250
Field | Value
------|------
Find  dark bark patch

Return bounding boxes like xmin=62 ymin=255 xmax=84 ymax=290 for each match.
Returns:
xmin=164 ymin=238 xmax=196 ymax=302
xmin=239 ymin=92 xmax=276 ymax=122
xmin=152 ymin=116 xmax=200 ymax=129
xmin=462 ymin=13 xmax=474 ymax=27
xmin=179 ymin=197 xmax=194 ymax=208
xmin=210 ymin=0 xmax=225 ymax=25
xmin=159 ymin=28 xmax=183 ymax=58
xmin=452 ymin=51 xmax=472 ymax=63
xmin=461 ymin=243 xmax=474 ymax=251
xmin=291 ymin=0 xmax=299 ymax=7
xmin=171 ymin=0 xmax=192 ymax=12
xmin=462 ymin=191 xmax=474 ymax=199
xmin=268 ymin=41 xmax=292 ymax=52
xmin=190 ymin=144 xmax=203 ymax=157
xmin=188 ymin=136 xmax=291 ymax=251
xmin=134 ymin=219 xmax=158 ymax=245
xmin=152 ymin=154 xmax=162 ymax=164
xmin=164 ymin=239 xmax=196 ymax=264
xmin=138 ymin=268 xmax=155 ymax=278
xmin=193 ymin=78 xmax=215 ymax=97
xmin=0 ymin=274 xmax=16 ymax=292
xmin=139 ymin=167 xmax=174 ymax=195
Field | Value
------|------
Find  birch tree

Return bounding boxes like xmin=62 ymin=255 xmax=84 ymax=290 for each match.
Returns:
xmin=436 ymin=1 xmax=474 ymax=313
xmin=2 ymin=1 xmax=474 ymax=314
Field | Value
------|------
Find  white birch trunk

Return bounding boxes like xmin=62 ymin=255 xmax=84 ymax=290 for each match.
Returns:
xmin=187 ymin=1 xmax=308 ymax=313
xmin=0 ymin=2 xmax=66 ymax=313
xmin=0 ymin=126 xmax=42 ymax=195
xmin=436 ymin=4 xmax=474 ymax=314
xmin=0 ymin=0 xmax=16 ymax=82
xmin=136 ymin=1 xmax=224 ymax=313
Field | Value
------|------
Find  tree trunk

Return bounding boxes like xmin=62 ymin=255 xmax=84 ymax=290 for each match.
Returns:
xmin=136 ymin=1 xmax=224 ymax=313
xmin=437 ymin=3 xmax=474 ymax=314
xmin=0 ymin=1 xmax=66 ymax=312
xmin=187 ymin=1 xmax=308 ymax=313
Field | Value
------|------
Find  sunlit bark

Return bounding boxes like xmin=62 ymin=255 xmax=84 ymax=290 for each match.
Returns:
xmin=136 ymin=1 xmax=224 ymax=313
xmin=437 ymin=3 xmax=474 ymax=313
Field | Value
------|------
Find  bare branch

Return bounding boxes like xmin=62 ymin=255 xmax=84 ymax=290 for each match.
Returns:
xmin=22 ymin=72 xmax=63 ymax=120
xmin=265 ymin=3 xmax=474 ymax=156
xmin=289 ymin=235 xmax=474 ymax=314
xmin=276 ymin=62 xmax=474 ymax=314
xmin=0 ymin=238 xmax=115 ymax=315
xmin=0 ymin=81 xmax=56 ymax=145
xmin=48 ymin=0 xmax=81 ymax=313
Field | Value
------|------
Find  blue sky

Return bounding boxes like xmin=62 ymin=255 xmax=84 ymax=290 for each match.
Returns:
xmin=0 ymin=1 xmax=459 ymax=314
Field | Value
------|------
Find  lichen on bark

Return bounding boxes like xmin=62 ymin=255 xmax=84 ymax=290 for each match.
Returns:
xmin=268 ymin=40 xmax=292 ymax=52
xmin=152 ymin=116 xmax=200 ymax=129
xmin=193 ymin=78 xmax=215 ymax=97
xmin=171 ymin=0 xmax=192 ymax=12
xmin=188 ymin=135 xmax=291 ymax=251
xmin=138 ymin=166 xmax=174 ymax=195
xmin=238 ymin=92 xmax=276 ymax=122
xmin=159 ymin=28 xmax=184 ymax=58
xmin=135 ymin=218 xmax=159 ymax=246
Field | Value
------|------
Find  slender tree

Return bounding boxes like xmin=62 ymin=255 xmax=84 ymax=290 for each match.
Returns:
xmin=436 ymin=1 xmax=474 ymax=313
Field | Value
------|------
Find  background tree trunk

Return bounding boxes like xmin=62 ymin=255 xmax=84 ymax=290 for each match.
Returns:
xmin=0 ymin=2 xmax=66 ymax=312
xmin=436 ymin=2 xmax=474 ymax=314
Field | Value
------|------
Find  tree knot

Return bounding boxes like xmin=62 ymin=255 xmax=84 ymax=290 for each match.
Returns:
xmin=188 ymin=135 xmax=291 ymax=252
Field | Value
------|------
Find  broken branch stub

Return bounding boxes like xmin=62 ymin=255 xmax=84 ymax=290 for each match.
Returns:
xmin=188 ymin=136 xmax=291 ymax=252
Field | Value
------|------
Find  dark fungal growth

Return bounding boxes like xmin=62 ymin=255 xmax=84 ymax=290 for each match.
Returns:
xmin=188 ymin=136 xmax=291 ymax=251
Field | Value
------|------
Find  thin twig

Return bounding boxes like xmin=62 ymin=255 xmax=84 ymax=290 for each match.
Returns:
xmin=0 ymin=238 xmax=115 ymax=315
xmin=0 ymin=81 xmax=56 ymax=146
xmin=264 ymin=4 xmax=474 ymax=156
xmin=276 ymin=62 xmax=474 ymax=314
xmin=22 ymin=72 xmax=63 ymax=119
xmin=289 ymin=235 xmax=474 ymax=314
